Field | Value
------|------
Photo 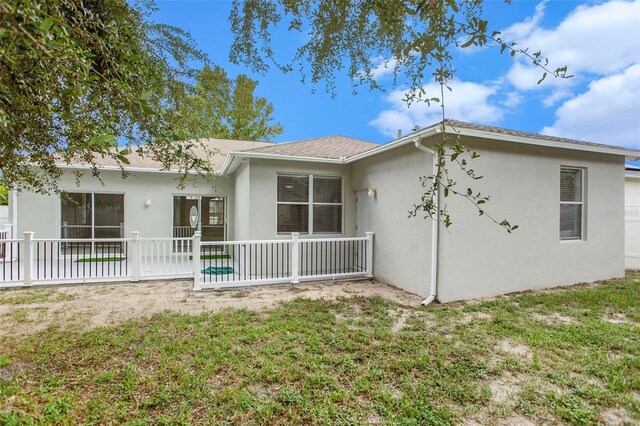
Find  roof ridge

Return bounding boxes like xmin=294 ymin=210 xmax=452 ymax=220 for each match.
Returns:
xmin=198 ymin=137 xmax=273 ymax=144
xmin=236 ymin=134 xmax=377 ymax=153
xmin=282 ymin=134 xmax=376 ymax=145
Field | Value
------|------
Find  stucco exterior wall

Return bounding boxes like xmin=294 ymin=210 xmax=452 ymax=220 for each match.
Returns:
xmin=233 ymin=162 xmax=251 ymax=241
xmin=351 ymin=144 xmax=433 ymax=297
xmin=15 ymin=170 xmax=233 ymax=240
xmin=433 ymin=136 xmax=625 ymax=302
xmin=241 ymin=158 xmax=356 ymax=240
xmin=0 ymin=206 xmax=8 ymax=228
xmin=625 ymin=171 xmax=640 ymax=269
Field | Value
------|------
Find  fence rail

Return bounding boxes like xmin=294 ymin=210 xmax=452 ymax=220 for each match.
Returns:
xmin=0 ymin=228 xmax=374 ymax=289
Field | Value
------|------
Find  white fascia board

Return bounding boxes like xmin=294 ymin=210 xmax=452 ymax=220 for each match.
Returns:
xmin=449 ymin=125 xmax=640 ymax=160
xmin=221 ymin=151 xmax=343 ymax=175
xmin=345 ymin=127 xmax=441 ymax=163
xmin=626 ymin=170 xmax=640 ymax=179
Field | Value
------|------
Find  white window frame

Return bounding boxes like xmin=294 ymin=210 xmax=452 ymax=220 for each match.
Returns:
xmin=276 ymin=173 xmax=343 ymax=235
xmin=560 ymin=166 xmax=586 ymax=242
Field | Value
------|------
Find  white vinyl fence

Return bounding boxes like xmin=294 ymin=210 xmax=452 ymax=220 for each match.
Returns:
xmin=0 ymin=228 xmax=374 ymax=290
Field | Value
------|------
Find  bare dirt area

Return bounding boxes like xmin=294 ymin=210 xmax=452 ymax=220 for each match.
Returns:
xmin=0 ymin=279 xmax=422 ymax=338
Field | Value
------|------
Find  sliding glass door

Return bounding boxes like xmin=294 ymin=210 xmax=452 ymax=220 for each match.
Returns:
xmin=173 ymin=196 xmax=226 ymax=242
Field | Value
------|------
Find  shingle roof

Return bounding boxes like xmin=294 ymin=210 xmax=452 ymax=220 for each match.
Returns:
xmin=237 ymin=135 xmax=379 ymax=159
xmin=63 ymin=138 xmax=272 ymax=172
xmin=443 ymin=119 xmax=640 ymax=155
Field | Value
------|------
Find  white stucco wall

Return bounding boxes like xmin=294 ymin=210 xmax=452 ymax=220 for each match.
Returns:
xmin=0 ymin=206 xmax=8 ymax=228
xmin=15 ymin=169 xmax=233 ymax=240
xmin=234 ymin=162 xmax=251 ymax=241
xmin=625 ymin=170 xmax=640 ymax=269
xmin=432 ymin=136 xmax=625 ymax=302
xmin=351 ymin=144 xmax=434 ymax=297
xmin=240 ymin=158 xmax=356 ymax=240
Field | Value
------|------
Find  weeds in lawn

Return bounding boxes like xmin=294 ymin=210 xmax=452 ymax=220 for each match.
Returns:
xmin=0 ymin=273 xmax=638 ymax=425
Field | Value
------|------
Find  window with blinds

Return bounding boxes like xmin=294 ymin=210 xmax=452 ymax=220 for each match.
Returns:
xmin=313 ymin=177 xmax=342 ymax=233
xmin=560 ymin=167 xmax=584 ymax=240
xmin=277 ymin=174 xmax=342 ymax=234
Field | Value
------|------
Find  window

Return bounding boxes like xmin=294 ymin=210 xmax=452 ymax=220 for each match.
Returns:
xmin=60 ymin=192 xmax=124 ymax=239
xmin=277 ymin=174 xmax=342 ymax=234
xmin=173 ymin=196 xmax=226 ymax=241
xmin=313 ymin=176 xmax=342 ymax=233
xmin=560 ymin=167 xmax=584 ymax=240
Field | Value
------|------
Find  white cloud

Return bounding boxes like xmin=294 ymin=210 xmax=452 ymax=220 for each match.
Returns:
xmin=506 ymin=0 xmax=640 ymax=90
xmin=370 ymin=80 xmax=503 ymax=138
xmin=541 ymin=64 xmax=640 ymax=149
xmin=500 ymin=0 xmax=547 ymax=42
xmin=542 ymin=89 xmax=572 ymax=107
xmin=502 ymin=92 xmax=524 ymax=109
xmin=370 ymin=57 xmax=398 ymax=80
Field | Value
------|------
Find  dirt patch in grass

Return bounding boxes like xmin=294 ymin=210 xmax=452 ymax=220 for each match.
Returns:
xmin=497 ymin=339 xmax=532 ymax=361
xmin=602 ymin=313 xmax=636 ymax=325
xmin=600 ymin=407 xmax=634 ymax=425
xmin=488 ymin=371 xmax=521 ymax=405
xmin=390 ymin=308 xmax=412 ymax=333
xmin=532 ymin=312 xmax=577 ymax=325
xmin=460 ymin=311 xmax=493 ymax=324
xmin=0 ymin=279 xmax=422 ymax=337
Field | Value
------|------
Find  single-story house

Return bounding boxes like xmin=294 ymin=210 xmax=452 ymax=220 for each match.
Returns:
xmin=7 ymin=120 xmax=640 ymax=302
xmin=626 ymin=164 xmax=640 ymax=270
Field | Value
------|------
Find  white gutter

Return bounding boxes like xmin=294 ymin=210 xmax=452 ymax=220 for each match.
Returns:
xmin=447 ymin=125 xmax=640 ymax=160
xmin=54 ymin=164 xmax=205 ymax=175
xmin=413 ymin=139 xmax=439 ymax=306
xmin=220 ymin=151 xmax=344 ymax=175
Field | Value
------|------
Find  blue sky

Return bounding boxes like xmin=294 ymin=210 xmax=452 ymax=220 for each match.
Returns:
xmin=153 ymin=0 xmax=640 ymax=158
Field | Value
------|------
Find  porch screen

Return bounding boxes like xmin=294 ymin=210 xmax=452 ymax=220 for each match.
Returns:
xmin=60 ymin=192 xmax=124 ymax=239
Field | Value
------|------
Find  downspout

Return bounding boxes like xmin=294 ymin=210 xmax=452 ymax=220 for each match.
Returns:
xmin=414 ymin=139 xmax=439 ymax=306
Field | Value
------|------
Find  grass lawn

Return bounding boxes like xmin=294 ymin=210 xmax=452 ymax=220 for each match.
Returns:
xmin=0 ymin=273 xmax=638 ymax=425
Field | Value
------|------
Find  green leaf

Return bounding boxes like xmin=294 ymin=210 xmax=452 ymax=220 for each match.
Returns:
xmin=139 ymin=90 xmax=153 ymax=101
xmin=537 ymin=72 xmax=547 ymax=85
xmin=116 ymin=154 xmax=130 ymax=165
xmin=460 ymin=38 xmax=474 ymax=48
xmin=39 ymin=18 xmax=54 ymax=32
xmin=91 ymin=134 xmax=115 ymax=145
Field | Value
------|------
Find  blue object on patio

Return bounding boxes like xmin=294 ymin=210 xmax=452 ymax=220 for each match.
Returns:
xmin=201 ymin=266 xmax=234 ymax=275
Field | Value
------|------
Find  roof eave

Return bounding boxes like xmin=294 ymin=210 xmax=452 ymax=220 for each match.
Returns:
xmin=448 ymin=125 xmax=640 ymax=159
xmin=221 ymin=151 xmax=344 ymax=174
xmin=55 ymin=163 xmax=206 ymax=175
xmin=345 ymin=126 xmax=441 ymax=163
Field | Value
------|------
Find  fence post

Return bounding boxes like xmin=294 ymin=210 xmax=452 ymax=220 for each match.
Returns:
xmin=291 ymin=232 xmax=300 ymax=284
xmin=0 ymin=224 xmax=9 ymax=262
xmin=3 ymin=224 xmax=12 ymax=239
xmin=131 ymin=231 xmax=141 ymax=282
xmin=23 ymin=231 xmax=34 ymax=286
xmin=192 ymin=231 xmax=202 ymax=291
xmin=365 ymin=232 xmax=374 ymax=278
